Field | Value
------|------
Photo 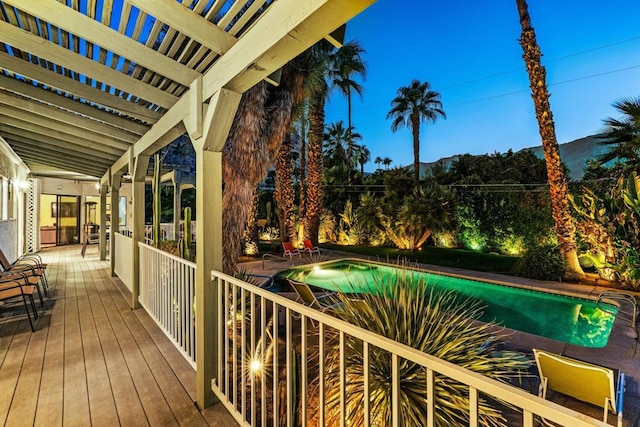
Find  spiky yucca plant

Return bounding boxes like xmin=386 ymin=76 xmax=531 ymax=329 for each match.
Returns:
xmin=318 ymin=269 xmax=531 ymax=426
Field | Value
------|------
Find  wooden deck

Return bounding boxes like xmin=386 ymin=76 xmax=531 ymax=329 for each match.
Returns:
xmin=0 ymin=245 xmax=237 ymax=426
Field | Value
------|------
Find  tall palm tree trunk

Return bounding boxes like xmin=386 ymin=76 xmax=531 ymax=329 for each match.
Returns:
xmin=222 ymin=82 xmax=268 ymax=274
xmin=299 ymin=119 xmax=307 ymax=219
xmin=411 ymin=114 xmax=421 ymax=189
xmin=263 ymin=63 xmax=305 ymax=243
xmin=275 ymin=133 xmax=297 ymax=241
xmin=305 ymin=92 xmax=325 ymax=244
xmin=516 ymin=0 xmax=584 ymax=279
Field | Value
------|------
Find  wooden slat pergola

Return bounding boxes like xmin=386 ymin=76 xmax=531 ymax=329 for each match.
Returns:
xmin=0 ymin=0 xmax=375 ymax=409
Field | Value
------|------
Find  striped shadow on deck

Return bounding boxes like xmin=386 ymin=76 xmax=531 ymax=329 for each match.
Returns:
xmin=0 ymin=245 xmax=236 ymax=426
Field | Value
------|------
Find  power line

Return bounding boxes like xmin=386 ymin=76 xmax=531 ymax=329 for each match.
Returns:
xmin=445 ymin=63 xmax=640 ymax=109
xmin=326 ymin=35 xmax=640 ymax=120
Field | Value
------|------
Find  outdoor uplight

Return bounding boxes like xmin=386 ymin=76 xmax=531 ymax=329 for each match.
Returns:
xmin=250 ymin=358 xmax=262 ymax=374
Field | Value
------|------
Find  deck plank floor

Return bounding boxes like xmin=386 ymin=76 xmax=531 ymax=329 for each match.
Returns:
xmin=0 ymin=245 xmax=237 ymax=426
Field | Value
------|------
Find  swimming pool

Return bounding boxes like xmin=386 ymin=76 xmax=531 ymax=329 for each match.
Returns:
xmin=275 ymin=259 xmax=616 ymax=348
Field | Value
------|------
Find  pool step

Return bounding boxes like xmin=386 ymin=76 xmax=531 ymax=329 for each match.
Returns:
xmin=596 ymin=291 xmax=638 ymax=338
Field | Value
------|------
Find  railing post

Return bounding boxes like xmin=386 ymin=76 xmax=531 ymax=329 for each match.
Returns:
xmin=99 ymin=182 xmax=108 ymax=260
xmin=109 ymin=172 xmax=121 ymax=277
xmin=131 ymin=154 xmax=150 ymax=309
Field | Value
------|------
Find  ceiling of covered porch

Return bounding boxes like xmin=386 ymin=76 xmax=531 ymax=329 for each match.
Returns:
xmin=0 ymin=0 xmax=358 ymax=181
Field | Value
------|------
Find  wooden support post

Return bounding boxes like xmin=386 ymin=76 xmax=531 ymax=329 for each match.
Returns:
xmin=109 ymin=173 xmax=122 ymax=277
xmin=131 ymin=154 xmax=150 ymax=309
xmin=99 ymin=182 xmax=108 ymax=260
xmin=187 ymin=87 xmax=241 ymax=409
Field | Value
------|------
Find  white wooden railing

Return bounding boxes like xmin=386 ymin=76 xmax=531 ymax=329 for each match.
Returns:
xmin=210 ymin=270 xmax=608 ymax=427
xmin=114 ymin=232 xmax=133 ymax=292
xmin=139 ymin=242 xmax=196 ymax=367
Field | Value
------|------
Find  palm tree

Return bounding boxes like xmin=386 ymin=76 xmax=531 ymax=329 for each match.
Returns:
xmin=358 ymin=145 xmax=370 ymax=179
xmin=295 ymin=104 xmax=309 ymax=219
xmin=222 ymin=82 xmax=269 ymax=273
xmin=323 ymin=121 xmax=362 ymax=170
xmin=304 ymin=41 xmax=333 ymax=244
xmin=374 ymin=156 xmax=383 ymax=170
xmin=387 ymin=79 xmax=445 ymax=189
xmin=382 ymin=156 xmax=392 ymax=170
xmin=328 ymin=41 xmax=366 ymax=184
xmin=599 ymin=96 xmax=640 ymax=167
xmin=515 ymin=0 xmax=584 ymax=280
xmin=328 ymin=41 xmax=366 ymax=131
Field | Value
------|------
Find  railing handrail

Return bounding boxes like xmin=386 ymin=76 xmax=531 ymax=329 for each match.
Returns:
xmin=138 ymin=241 xmax=196 ymax=268
xmin=211 ymin=269 xmax=609 ymax=427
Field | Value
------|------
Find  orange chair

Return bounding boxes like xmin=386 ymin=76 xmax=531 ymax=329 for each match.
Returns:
xmin=303 ymin=239 xmax=320 ymax=255
xmin=282 ymin=241 xmax=301 ymax=260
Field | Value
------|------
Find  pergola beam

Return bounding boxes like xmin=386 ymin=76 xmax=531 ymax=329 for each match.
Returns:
xmin=0 ymin=20 xmax=179 ymax=108
xmin=1 ymin=0 xmax=200 ymax=87
xmin=0 ymin=52 xmax=162 ymax=123
xmin=1 ymin=132 xmax=121 ymax=160
xmin=0 ymin=76 xmax=150 ymax=135
xmin=0 ymin=115 xmax=131 ymax=151
xmin=128 ymin=0 xmax=237 ymax=55
xmin=0 ymin=94 xmax=138 ymax=144
xmin=10 ymin=144 xmax=114 ymax=170
xmin=15 ymin=152 xmax=105 ymax=177
xmin=124 ymin=0 xmax=373 ymax=164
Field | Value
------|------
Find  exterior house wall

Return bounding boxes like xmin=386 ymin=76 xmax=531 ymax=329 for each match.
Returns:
xmin=0 ymin=137 xmax=29 ymax=263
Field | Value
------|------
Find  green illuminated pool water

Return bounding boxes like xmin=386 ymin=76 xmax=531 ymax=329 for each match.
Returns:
xmin=275 ymin=259 xmax=616 ymax=348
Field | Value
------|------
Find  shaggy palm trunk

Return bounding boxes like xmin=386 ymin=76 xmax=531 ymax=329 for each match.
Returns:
xmin=516 ymin=0 xmax=584 ymax=280
xmin=305 ymin=92 xmax=325 ymax=244
xmin=411 ymin=113 xmax=421 ymax=189
xmin=243 ymin=188 xmax=260 ymax=255
xmin=275 ymin=133 xmax=297 ymax=242
xmin=222 ymin=82 xmax=268 ymax=274
xmin=264 ymin=64 xmax=304 ymax=243
xmin=299 ymin=122 xmax=307 ymax=219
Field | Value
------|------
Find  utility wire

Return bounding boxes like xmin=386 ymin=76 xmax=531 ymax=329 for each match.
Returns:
xmin=325 ymin=35 xmax=640 ymax=120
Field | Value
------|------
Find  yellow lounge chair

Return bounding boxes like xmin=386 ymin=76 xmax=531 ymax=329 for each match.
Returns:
xmin=533 ymin=348 xmax=625 ymax=427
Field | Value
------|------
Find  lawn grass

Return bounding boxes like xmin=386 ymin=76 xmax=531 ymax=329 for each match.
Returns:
xmin=318 ymin=243 xmax=520 ymax=274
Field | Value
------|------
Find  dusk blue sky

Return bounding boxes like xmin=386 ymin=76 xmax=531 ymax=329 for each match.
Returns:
xmin=324 ymin=0 xmax=640 ymax=171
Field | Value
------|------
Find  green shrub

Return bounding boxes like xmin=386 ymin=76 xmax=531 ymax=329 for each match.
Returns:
xmin=315 ymin=269 xmax=531 ymax=426
xmin=513 ymin=244 xmax=565 ymax=281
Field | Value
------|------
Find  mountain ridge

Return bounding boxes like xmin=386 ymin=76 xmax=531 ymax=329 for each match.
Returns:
xmin=418 ymin=134 xmax=611 ymax=181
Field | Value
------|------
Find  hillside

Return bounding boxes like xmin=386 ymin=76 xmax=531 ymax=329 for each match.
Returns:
xmin=418 ymin=134 xmax=611 ymax=181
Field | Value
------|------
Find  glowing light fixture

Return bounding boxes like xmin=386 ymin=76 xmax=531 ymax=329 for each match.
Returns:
xmin=250 ymin=358 xmax=262 ymax=374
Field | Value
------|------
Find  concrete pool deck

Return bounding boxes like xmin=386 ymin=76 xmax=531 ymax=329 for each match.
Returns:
xmin=240 ymin=248 xmax=640 ymax=426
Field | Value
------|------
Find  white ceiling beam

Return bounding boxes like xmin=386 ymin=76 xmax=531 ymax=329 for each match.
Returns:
xmin=0 ymin=116 xmax=130 ymax=151
xmin=14 ymin=151 xmax=105 ymax=176
xmin=0 ymin=21 xmax=178 ymax=108
xmin=12 ymin=142 xmax=109 ymax=171
xmin=0 ymin=91 xmax=139 ymax=143
xmin=0 ymin=128 xmax=122 ymax=158
xmin=116 ymin=0 xmax=375 ymax=170
xmin=1 ymin=0 xmax=199 ymax=87
xmin=6 ymin=137 xmax=117 ymax=165
xmin=205 ymin=0 xmax=374 ymax=94
xmin=0 ymin=76 xmax=150 ymax=135
xmin=128 ymin=0 xmax=237 ymax=55
xmin=0 ymin=52 xmax=162 ymax=123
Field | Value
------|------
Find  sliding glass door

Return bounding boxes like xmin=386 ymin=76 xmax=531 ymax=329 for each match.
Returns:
xmin=54 ymin=195 xmax=80 ymax=245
